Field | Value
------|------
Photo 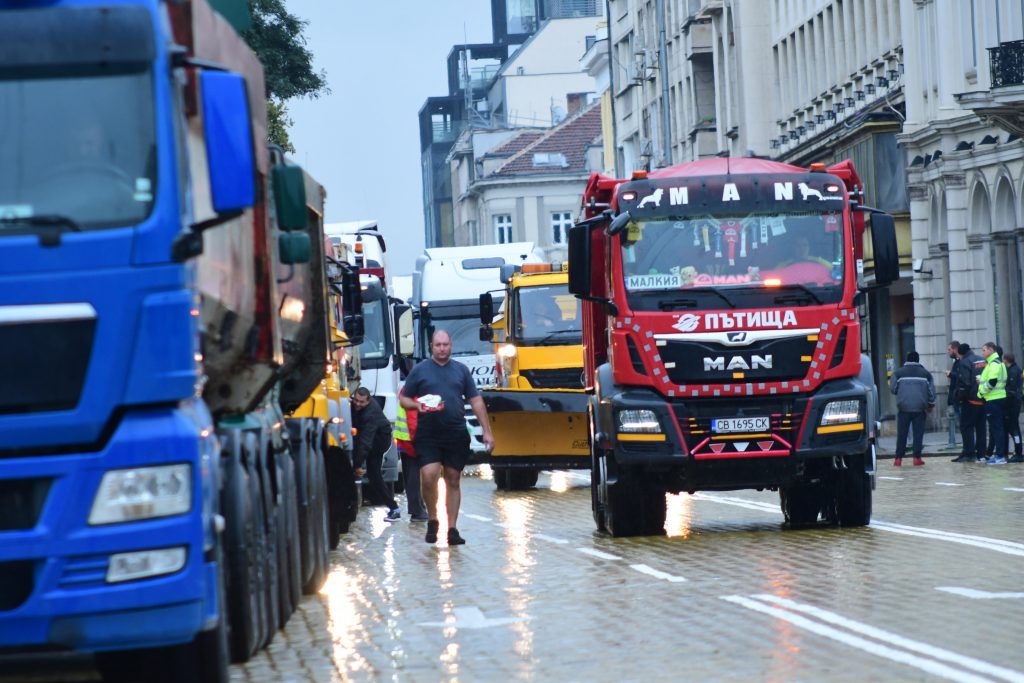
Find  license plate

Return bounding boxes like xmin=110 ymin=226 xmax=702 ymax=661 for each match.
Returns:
xmin=711 ymin=416 xmax=769 ymax=433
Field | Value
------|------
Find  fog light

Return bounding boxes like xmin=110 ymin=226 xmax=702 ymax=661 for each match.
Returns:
xmin=107 ymin=547 xmax=187 ymax=583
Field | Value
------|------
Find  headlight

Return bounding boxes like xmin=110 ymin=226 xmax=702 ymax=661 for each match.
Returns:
xmin=497 ymin=343 xmax=517 ymax=358
xmin=820 ymin=400 xmax=862 ymax=426
xmin=89 ymin=464 xmax=192 ymax=525
xmin=107 ymin=547 xmax=187 ymax=583
xmin=617 ymin=409 xmax=662 ymax=433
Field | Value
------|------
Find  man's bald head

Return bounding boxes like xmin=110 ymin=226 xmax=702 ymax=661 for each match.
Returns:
xmin=430 ymin=329 xmax=452 ymax=364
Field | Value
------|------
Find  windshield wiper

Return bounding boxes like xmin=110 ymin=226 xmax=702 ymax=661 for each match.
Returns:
xmin=658 ymin=289 xmax=737 ymax=309
xmin=0 ymin=214 xmax=83 ymax=246
xmin=530 ymin=329 xmax=582 ymax=345
xmin=773 ymin=283 xmax=824 ymax=305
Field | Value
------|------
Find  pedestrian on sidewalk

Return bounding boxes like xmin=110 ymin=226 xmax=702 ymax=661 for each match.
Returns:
xmin=1004 ymin=352 xmax=1023 ymax=462
xmin=890 ymin=351 xmax=936 ymax=466
xmin=945 ymin=340 xmax=961 ymax=448
xmin=352 ymin=386 xmax=401 ymax=521
xmin=400 ymin=329 xmax=495 ymax=545
xmin=952 ymin=343 xmax=987 ymax=463
xmin=395 ymin=386 xmax=428 ymax=521
xmin=978 ymin=342 xmax=1008 ymax=464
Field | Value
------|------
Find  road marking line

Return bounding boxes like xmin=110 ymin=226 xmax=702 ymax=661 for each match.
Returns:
xmin=936 ymin=482 xmax=965 ymax=487
xmin=576 ymin=547 xmax=622 ymax=561
xmin=534 ymin=533 xmax=569 ymax=544
xmin=1005 ymin=487 xmax=1024 ymax=493
xmin=463 ymin=513 xmax=493 ymax=522
xmin=878 ymin=476 xmax=904 ymax=480
xmin=692 ymin=492 xmax=1024 ymax=557
xmin=630 ymin=563 xmax=686 ymax=582
xmin=721 ymin=595 xmax=1006 ymax=683
xmin=419 ymin=606 xmax=526 ymax=629
xmin=937 ymin=587 xmax=1024 ymax=600
xmin=870 ymin=522 xmax=1024 ymax=557
xmin=750 ymin=594 xmax=1024 ymax=683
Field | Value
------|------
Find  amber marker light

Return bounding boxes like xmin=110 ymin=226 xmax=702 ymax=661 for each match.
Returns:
xmin=763 ymin=278 xmax=782 ymax=287
xmin=631 ymin=170 xmax=648 ymax=180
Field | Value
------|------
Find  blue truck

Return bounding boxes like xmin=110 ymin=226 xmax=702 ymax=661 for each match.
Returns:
xmin=0 ymin=1 xmax=360 ymax=680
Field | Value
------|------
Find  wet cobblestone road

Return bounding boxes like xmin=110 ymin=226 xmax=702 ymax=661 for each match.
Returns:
xmin=5 ymin=458 xmax=1023 ymax=681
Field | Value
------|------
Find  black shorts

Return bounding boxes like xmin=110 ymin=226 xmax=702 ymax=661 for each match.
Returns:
xmin=415 ymin=432 xmax=472 ymax=471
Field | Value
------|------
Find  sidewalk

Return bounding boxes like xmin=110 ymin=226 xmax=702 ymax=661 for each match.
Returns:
xmin=875 ymin=429 xmax=961 ymax=458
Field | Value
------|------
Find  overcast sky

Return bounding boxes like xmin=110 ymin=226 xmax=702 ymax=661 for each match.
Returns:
xmin=284 ymin=1 xmax=494 ymax=276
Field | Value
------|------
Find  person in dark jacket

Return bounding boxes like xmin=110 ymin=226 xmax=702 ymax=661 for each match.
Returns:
xmin=945 ymin=340 xmax=961 ymax=448
xmin=1003 ymin=352 xmax=1022 ymax=462
xmin=352 ymin=386 xmax=400 ymax=521
xmin=890 ymin=351 xmax=936 ymax=466
xmin=952 ymin=343 xmax=987 ymax=462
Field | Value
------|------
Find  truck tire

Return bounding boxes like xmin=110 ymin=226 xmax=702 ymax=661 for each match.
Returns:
xmin=493 ymin=467 xmax=539 ymax=491
xmin=302 ymin=435 xmax=330 ymax=595
xmin=325 ymin=445 xmax=357 ymax=546
xmin=836 ymin=465 xmax=872 ymax=526
xmin=276 ymin=443 xmax=301 ymax=629
xmin=600 ymin=463 xmax=665 ymax=537
xmin=255 ymin=436 xmax=281 ymax=648
xmin=222 ymin=432 xmax=264 ymax=662
xmin=780 ymin=483 xmax=822 ymax=527
xmin=590 ymin=449 xmax=607 ymax=532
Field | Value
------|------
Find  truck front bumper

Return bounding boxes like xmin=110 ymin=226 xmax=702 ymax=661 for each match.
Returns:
xmin=0 ymin=406 xmax=217 ymax=652
xmin=482 ymin=389 xmax=589 ymax=466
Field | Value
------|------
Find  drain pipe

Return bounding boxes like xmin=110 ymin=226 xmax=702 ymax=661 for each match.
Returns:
xmin=655 ymin=0 xmax=672 ymax=166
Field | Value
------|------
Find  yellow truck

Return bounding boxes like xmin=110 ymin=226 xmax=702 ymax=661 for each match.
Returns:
xmin=479 ymin=263 xmax=589 ymax=490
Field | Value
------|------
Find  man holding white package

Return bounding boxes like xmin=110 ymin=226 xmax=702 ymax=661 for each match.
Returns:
xmin=401 ymin=329 xmax=495 ymax=545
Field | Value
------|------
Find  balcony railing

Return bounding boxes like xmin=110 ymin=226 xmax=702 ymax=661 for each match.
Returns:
xmin=989 ymin=40 xmax=1024 ymax=88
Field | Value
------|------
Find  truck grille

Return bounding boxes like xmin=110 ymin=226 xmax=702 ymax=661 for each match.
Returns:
xmin=521 ymin=368 xmax=585 ymax=389
xmin=0 ymin=316 xmax=95 ymax=415
xmin=657 ymin=336 xmax=815 ymax=385
xmin=0 ymin=478 xmax=52 ymax=531
xmin=672 ymin=398 xmax=806 ymax=458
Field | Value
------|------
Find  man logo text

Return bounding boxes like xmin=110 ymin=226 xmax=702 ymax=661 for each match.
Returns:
xmin=703 ymin=355 xmax=773 ymax=371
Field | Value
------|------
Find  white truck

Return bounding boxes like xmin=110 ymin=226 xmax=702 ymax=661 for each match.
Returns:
xmin=412 ymin=243 xmax=543 ymax=452
xmin=325 ymin=222 xmax=413 ymax=491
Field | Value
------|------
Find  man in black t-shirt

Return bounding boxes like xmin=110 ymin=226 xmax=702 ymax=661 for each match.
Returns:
xmin=401 ymin=330 xmax=495 ymax=545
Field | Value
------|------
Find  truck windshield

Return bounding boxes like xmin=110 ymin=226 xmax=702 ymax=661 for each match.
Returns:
xmin=359 ymin=298 xmax=391 ymax=367
xmin=0 ymin=70 xmax=156 ymax=233
xmin=621 ymin=211 xmax=844 ymax=310
xmin=515 ymin=284 xmax=582 ymax=345
xmin=445 ymin=317 xmax=494 ymax=357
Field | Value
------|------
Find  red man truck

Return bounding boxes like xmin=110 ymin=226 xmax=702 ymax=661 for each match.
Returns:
xmin=568 ymin=157 xmax=899 ymax=537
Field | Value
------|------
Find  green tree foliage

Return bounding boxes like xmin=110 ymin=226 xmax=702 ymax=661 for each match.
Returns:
xmin=242 ymin=0 xmax=328 ymax=152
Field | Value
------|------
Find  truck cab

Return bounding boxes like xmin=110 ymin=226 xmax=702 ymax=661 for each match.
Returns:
xmin=569 ymin=158 xmax=899 ymax=536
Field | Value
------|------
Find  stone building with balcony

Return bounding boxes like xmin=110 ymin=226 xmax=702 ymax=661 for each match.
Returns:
xmin=900 ymin=0 xmax=1024 ymax=390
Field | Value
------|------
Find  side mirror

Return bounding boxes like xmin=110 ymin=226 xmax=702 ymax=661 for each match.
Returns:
xmin=479 ymin=292 xmax=494 ymax=324
xmin=272 ymin=164 xmax=307 ymax=231
xmin=479 ymin=325 xmax=493 ymax=342
xmin=344 ymin=313 xmax=365 ymax=345
xmin=279 ymin=232 xmax=311 ymax=264
xmin=870 ymin=213 xmax=899 ymax=286
xmin=200 ymin=71 xmax=255 ymax=213
xmin=567 ymin=224 xmax=592 ymax=297
xmin=607 ymin=211 xmax=632 ymax=236
xmin=396 ymin=305 xmax=414 ymax=356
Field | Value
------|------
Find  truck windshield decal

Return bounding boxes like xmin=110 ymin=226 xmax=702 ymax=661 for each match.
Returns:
xmin=0 ymin=70 xmax=157 ymax=232
xmin=620 ymin=210 xmax=844 ymax=309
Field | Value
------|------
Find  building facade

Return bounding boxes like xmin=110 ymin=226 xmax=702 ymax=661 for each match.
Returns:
xmin=901 ymin=0 xmax=1024 ymax=399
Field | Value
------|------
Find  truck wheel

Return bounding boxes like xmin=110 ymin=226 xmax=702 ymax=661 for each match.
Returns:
xmin=603 ymin=465 xmax=664 ymax=537
xmin=281 ymin=444 xmax=302 ymax=626
xmin=780 ymin=483 xmax=821 ymax=527
xmin=492 ymin=467 xmax=538 ymax=490
xmin=837 ymin=466 xmax=872 ymax=526
xmin=256 ymin=441 xmax=281 ymax=647
xmin=302 ymin=437 xmax=330 ymax=595
xmin=590 ymin=449 xmax=607 ymax=532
